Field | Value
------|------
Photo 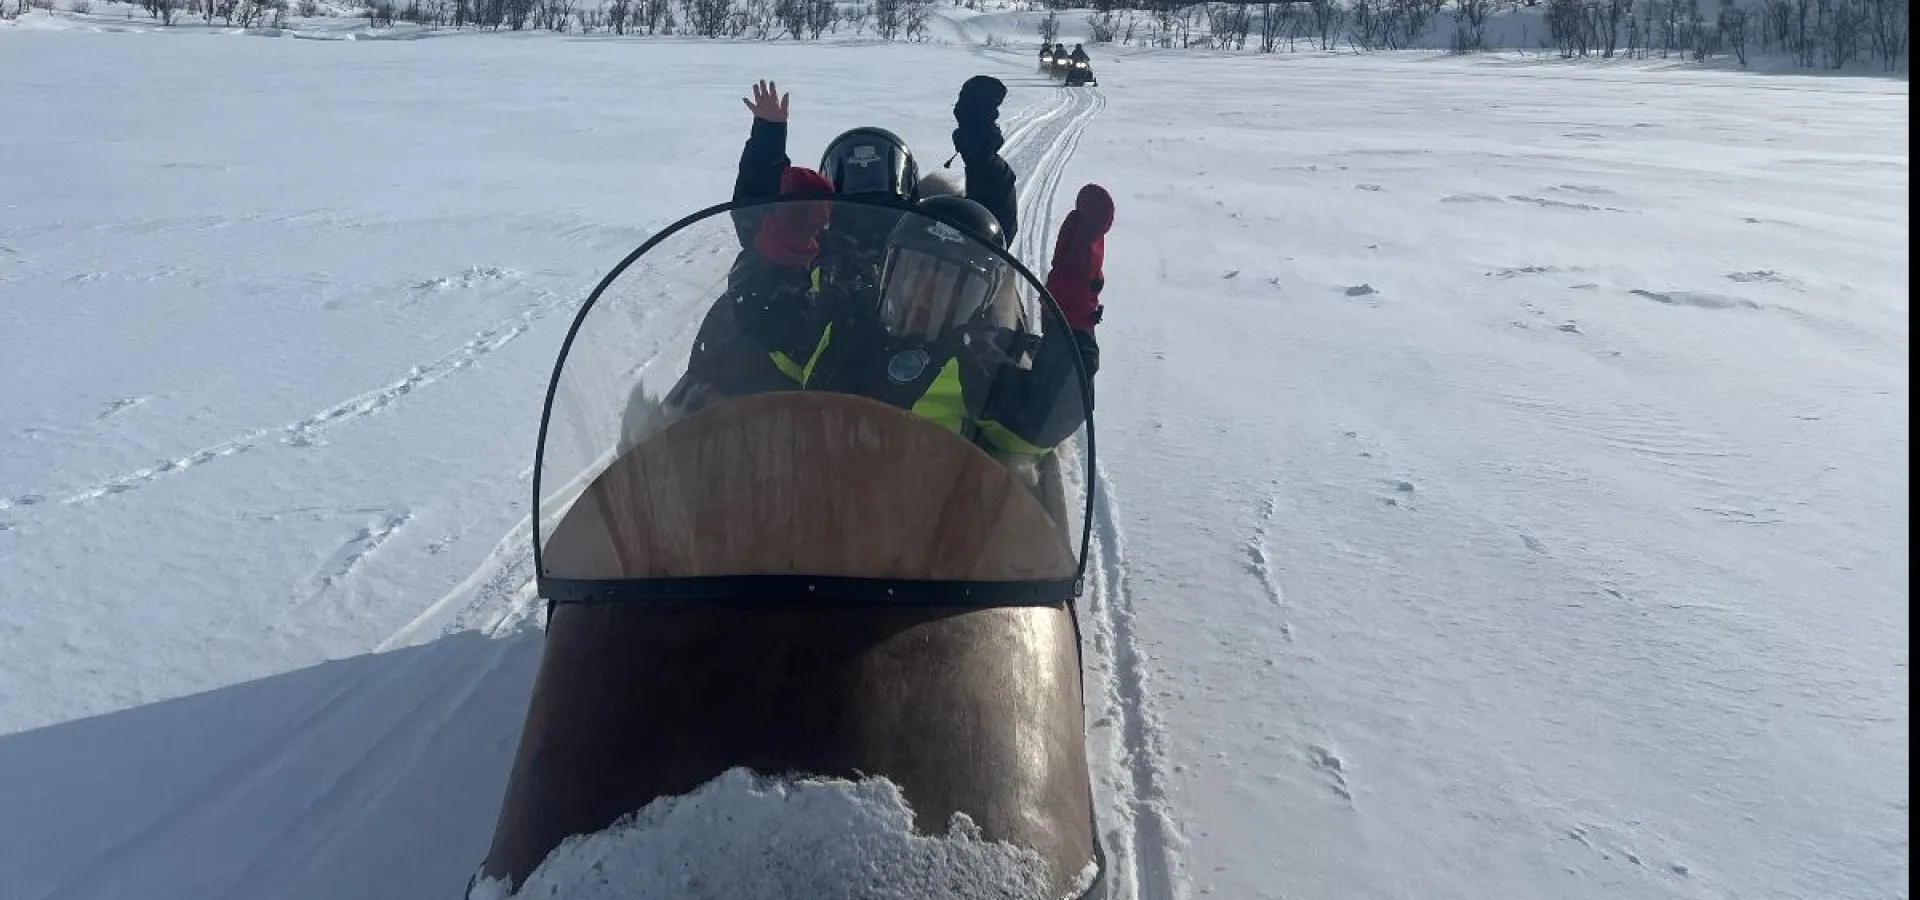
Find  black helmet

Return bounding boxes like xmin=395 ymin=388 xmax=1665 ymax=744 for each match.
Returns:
xmin=820 ymin=127 xmax=918 ymax=201
xmin=876 ymin=196 xmax=1008 ymax=342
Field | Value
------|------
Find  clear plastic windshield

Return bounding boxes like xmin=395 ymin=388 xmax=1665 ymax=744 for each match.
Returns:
xmin=533 ymin=197 xmax=1094 ymax=603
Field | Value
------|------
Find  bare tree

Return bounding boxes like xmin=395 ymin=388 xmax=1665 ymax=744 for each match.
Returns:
xmin=1389 ymin=0 xmax=1443 ymax=46
xmin=1177 ymin=0 xmax=1206 ymax=45
xmin=681 ymin=0 xmax=728 ymax=35
xmin=1717 ymin=1 xmax=1750 ymax=61
xmin=1349 ymin=0 xmax=1399 ymax=47
xmin=638 ymin=0 xmax=666 ymax=31
xmin=1038 ymin=6 xmax=1058 ymax=40
xmin=741 ymin=0 xmax=774 ymax=37
xmin=1207 ymin=2 xmax=1253 ymax=47
xmin=804 ymin=0 xmax=832 ymax=36
xmin=1257 ymin=1 xmax=1291 ymax=50
xmin=838 ymin=1 xmax=867 ymax=31
xmin=1546 ymin=0 xmax=1583 ymax=54
xmin=1595 ymin=0 xmax=1628 ymax=54
xmin=1308 ymin=0 xmax=1341 ymax=47
xmin=840 ymin=0 xmax=869 ymax=32
xmin=1452 ymin=0 xmax=1491 ymax=50
xmin=873 ymin=0 xmax=900 ymax=37
xmin=1820 ymin=0 xmax=1866 ymax=65
xmin=901 ymin=0 xmax=930 ymax=39
xmin=1088 ymin=8 xmax=1119 ymax=40
xmin=1865 ymin=0 xmax=1908 ymax=68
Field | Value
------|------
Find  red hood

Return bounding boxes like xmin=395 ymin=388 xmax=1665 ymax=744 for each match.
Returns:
xmin=755 ymin=166 xmax=834 ymax=268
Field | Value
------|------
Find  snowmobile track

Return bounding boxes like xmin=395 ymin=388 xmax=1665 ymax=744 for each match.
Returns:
xmin=1003 ymin=85 xmax=1184 ymax=900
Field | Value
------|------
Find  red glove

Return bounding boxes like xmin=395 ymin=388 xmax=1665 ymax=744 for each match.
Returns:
xmin=754 ymin=166 xmax=834 ymax=268
xmin=1045 ymin=184 xmax=1114 ymax=332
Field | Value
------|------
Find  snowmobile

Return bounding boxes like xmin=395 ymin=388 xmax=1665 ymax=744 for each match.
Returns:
xmin=1064 ymin=57 xmax=1097 ymax=87
xmin=1044 ymin=42 xmax=1070 ymax=78
xmin=473 ymin=195 xmax=1108 ymax=899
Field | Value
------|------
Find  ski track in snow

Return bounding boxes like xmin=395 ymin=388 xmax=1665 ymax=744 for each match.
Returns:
xmin=13 ymin=278 xmax=575 ymax=511
xmin=377 ymin=238 xmax=733 ymax=648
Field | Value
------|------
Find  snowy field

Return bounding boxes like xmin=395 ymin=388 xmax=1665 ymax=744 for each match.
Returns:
xmin=0 ymin=24 xmax=1908 ymax=900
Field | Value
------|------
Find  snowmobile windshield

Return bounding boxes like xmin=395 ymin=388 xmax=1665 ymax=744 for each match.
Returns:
xmin=532 ymin=196 xmax=1095 ymax=607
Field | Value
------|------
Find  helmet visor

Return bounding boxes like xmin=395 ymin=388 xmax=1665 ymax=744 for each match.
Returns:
xmin=878 ymin=247 xmax=998 ymax=342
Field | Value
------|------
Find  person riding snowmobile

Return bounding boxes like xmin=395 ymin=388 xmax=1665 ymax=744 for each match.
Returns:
xmin=671 ymin=77 xmax=1025 ymax=413
xmin=1065 ymin=44 xmax=1094 ymax=86
xmin=790 ymin=195 xmax=1093 ymax=456
xmin=667 ymin=80 xmax=834 ymax=414
xmin=804 ymin=76 xmax=1019 ymax=325
xmin=812 ymin=124 xmax=919 ymax=315
xmin=1045 ymin=184 xmax=1113 ymax=392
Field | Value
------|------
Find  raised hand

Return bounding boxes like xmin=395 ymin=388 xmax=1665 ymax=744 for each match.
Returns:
xmin=742 ymin=79 xmax=790 ymax=123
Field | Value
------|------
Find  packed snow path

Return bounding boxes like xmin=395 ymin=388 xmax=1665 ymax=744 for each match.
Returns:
xmin=999 ymin=84 xmax=1188 ymax=900
xmin=2 ymin=26 xmax=1907 ymax=900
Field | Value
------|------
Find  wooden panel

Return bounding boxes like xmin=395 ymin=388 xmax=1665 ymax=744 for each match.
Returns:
xmin=542 ymin=391 xmax=1075 ymax=582
xmin=483 ymin=602 xmax=1097 ymax=898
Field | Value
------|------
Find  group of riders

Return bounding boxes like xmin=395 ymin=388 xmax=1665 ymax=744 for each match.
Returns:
xmin=665 ymin=75 xmax=1115 ymax=462
xmin=1040 ymin=42 xmax=1097 ymax=85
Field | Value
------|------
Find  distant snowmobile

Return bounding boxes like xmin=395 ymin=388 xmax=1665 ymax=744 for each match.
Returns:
xmin=1065 ymin=44 xmax=1097 ymax=86
xmin=470 ymin=194 xmax=1108 ymax=900
xmin=1044 ymin=41 xmax=1070 ymax=77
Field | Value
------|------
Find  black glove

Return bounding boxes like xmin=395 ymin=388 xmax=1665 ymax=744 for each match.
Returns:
xmin=952 ymin=123 xmax=1004 ymax=160
xmin=954 ymin=75 xmax=1006 ymax=129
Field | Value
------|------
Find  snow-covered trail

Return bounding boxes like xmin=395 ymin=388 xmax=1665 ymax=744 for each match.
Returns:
xmin=995 ymin=83 xmax=1190 ymax=900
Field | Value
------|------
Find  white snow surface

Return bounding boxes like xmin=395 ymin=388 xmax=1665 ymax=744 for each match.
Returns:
xmin=466 ymin=768 xmax=1093 ymax=900
xmin=0 ymin=21 xmax=1907 ymax=900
